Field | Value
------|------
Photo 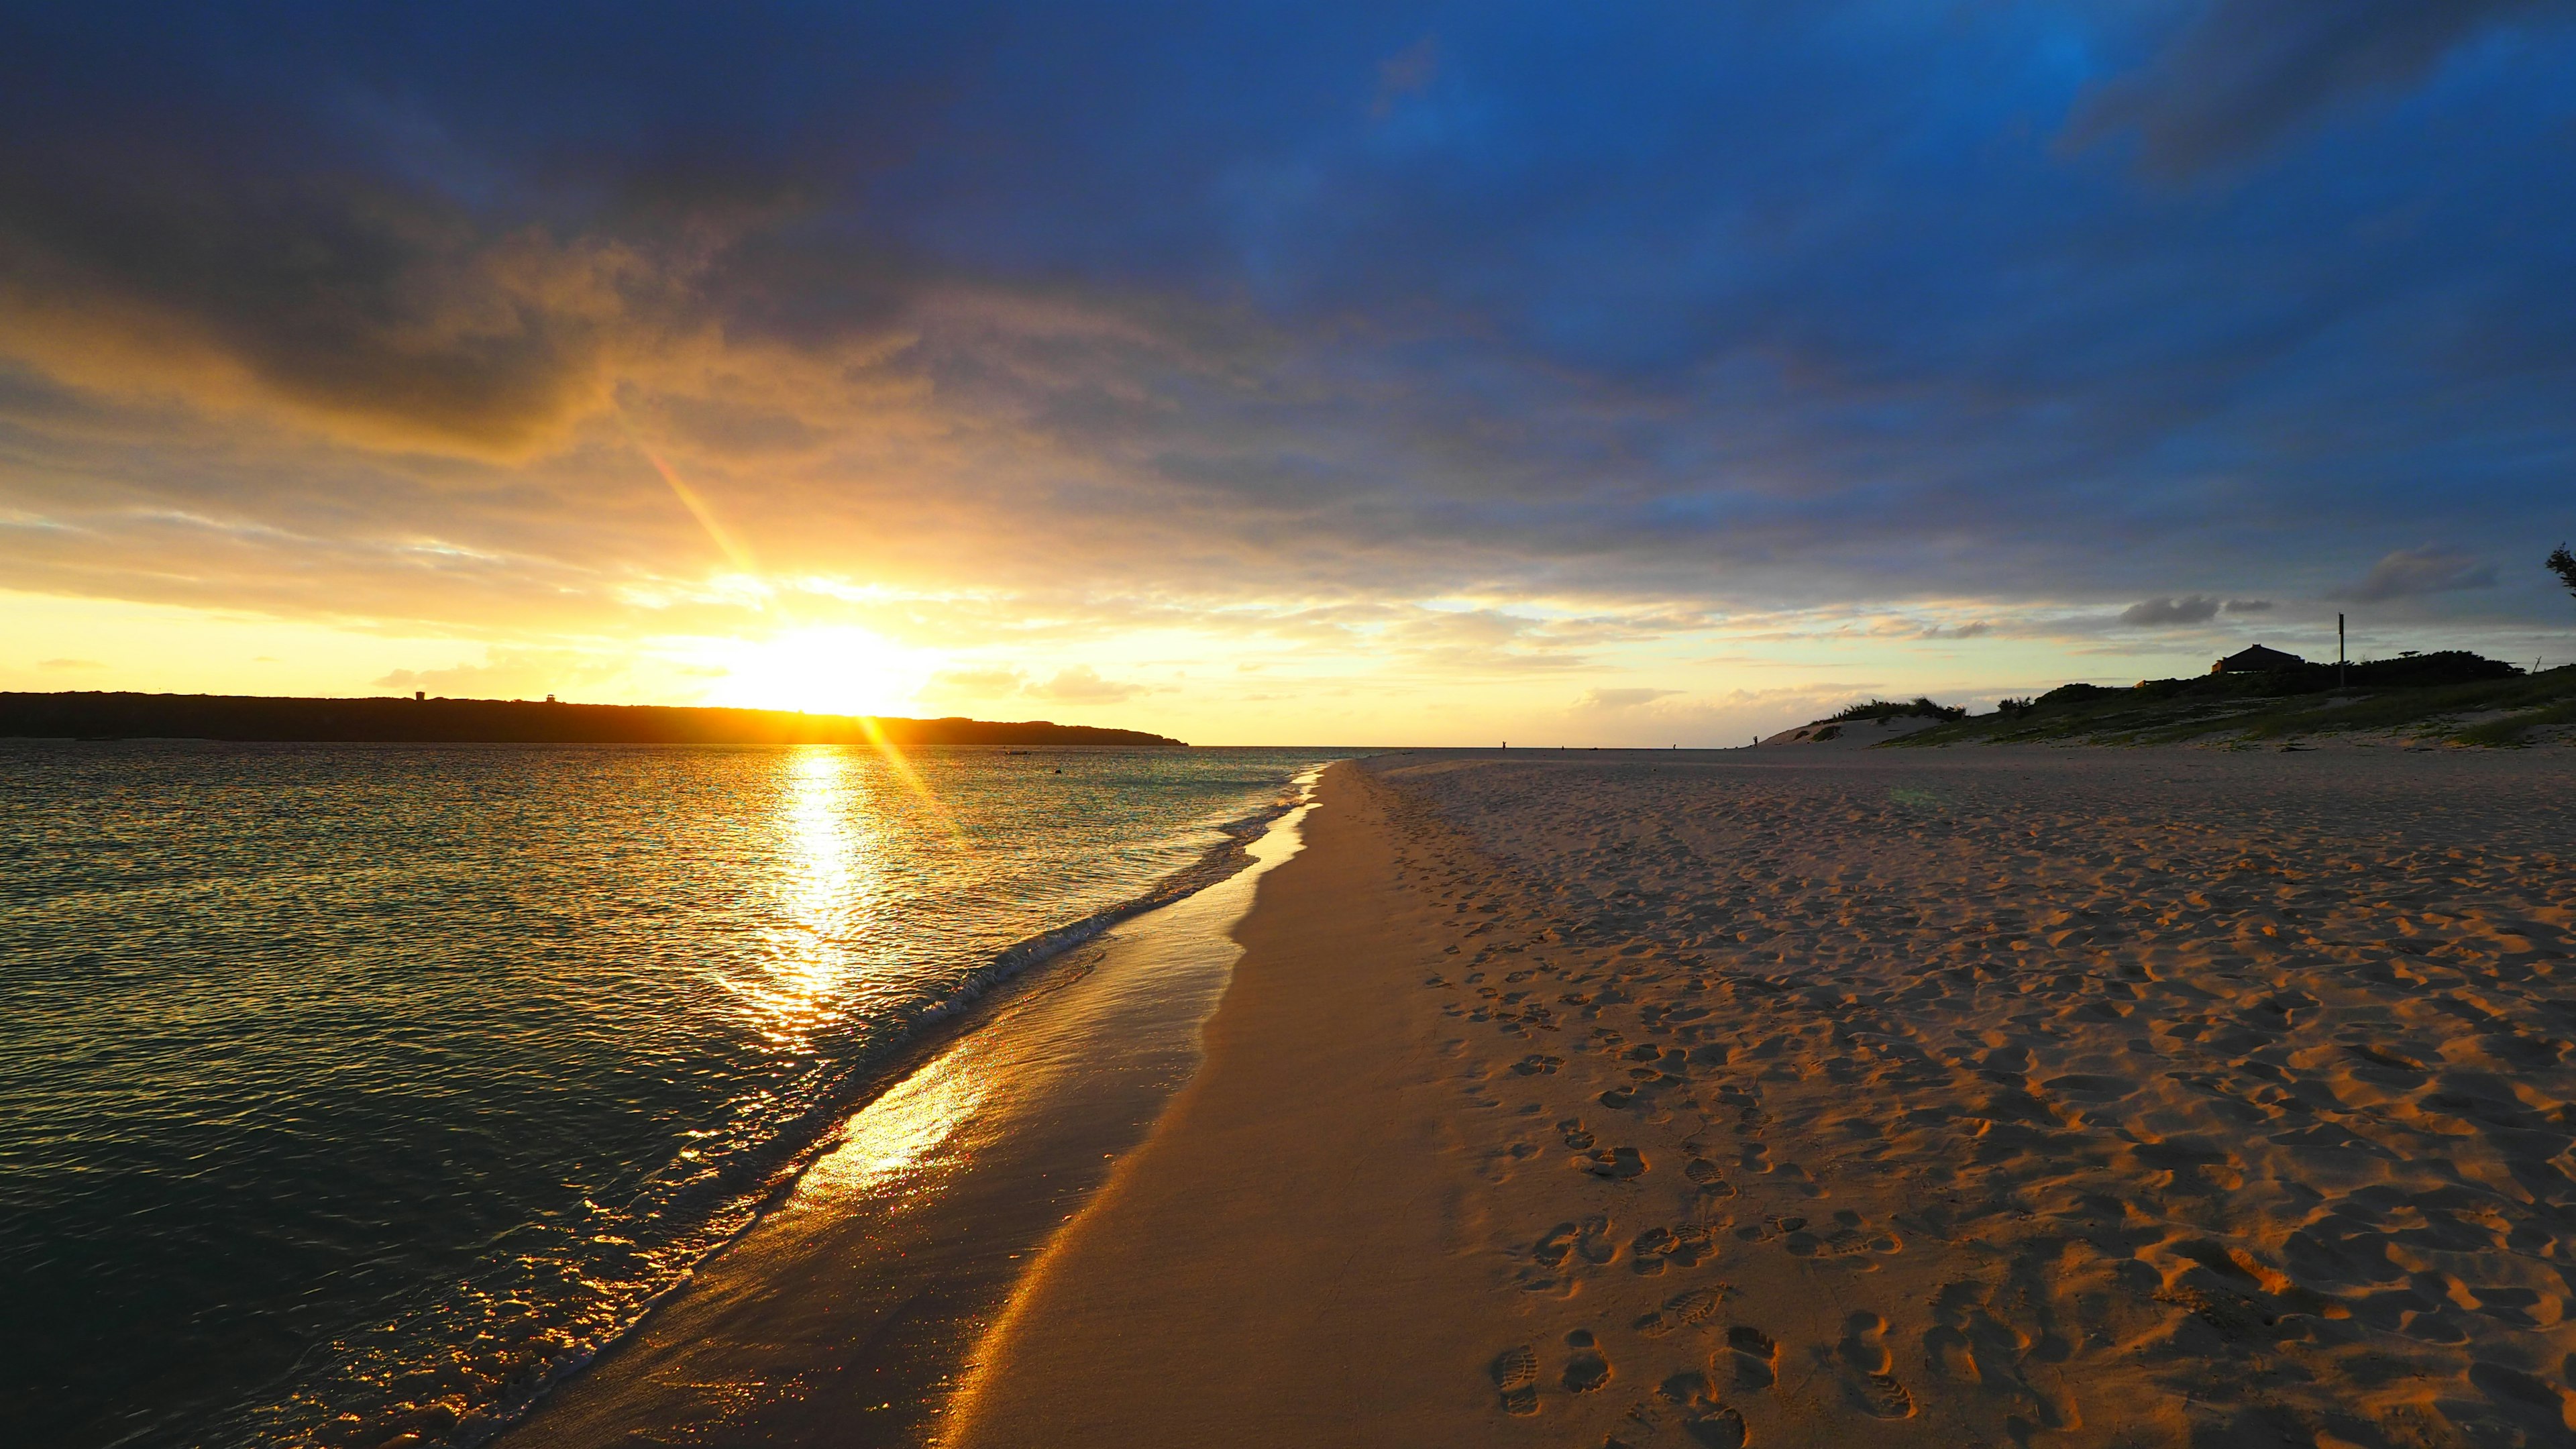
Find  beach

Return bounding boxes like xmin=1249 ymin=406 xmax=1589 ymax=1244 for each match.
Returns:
xmin=0 ymin=743 xmax=1338 ymax=1449
xmin=953 ymin=749 xmax=2576 ymax=1448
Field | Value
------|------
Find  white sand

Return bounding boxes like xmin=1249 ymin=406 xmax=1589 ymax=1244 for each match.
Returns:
xmin=953 ymin=750 xmax=2576 ymax=1448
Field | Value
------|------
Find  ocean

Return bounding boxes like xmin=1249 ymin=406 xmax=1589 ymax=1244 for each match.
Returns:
xmin=0 ymin=741 xmax=1342 ymax=1448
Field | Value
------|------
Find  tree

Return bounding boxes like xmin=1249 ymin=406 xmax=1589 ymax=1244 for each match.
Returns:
xmin=2553 ymin=543 xmax=2576 ymax=602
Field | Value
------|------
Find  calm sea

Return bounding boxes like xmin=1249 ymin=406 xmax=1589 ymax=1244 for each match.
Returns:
xmin=0 ymin=741 xmax=1342 ymax=1448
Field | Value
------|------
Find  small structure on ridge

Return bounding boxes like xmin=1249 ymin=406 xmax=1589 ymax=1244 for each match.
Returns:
xmin=2212 ymin=644 xmax=2307 ymax=674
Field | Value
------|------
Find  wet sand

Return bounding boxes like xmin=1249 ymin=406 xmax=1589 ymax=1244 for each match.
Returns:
xmin=955 ymin=749 xmax=2576 ymax=1448
xmin=502 ymin=790 xmax=1315 ymax=1448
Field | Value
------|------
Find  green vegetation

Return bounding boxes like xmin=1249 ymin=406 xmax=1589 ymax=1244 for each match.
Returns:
xmin=1823 ymin=696 xmax=1968 ymax=724
xmin=1892 ymin=656 xmax=2576 ymax=749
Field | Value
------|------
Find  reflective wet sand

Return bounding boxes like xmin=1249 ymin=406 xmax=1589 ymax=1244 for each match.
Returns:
xmin=504 ymin=784 xmax=1316 ymax=1447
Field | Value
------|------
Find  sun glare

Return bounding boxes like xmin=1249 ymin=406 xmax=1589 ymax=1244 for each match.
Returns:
xmin=708 ymin=627 xmax=932 ymax=718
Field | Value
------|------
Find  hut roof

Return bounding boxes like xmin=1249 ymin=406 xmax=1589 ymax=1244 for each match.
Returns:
xmin=2212 ymin=643 xmax=2308 ymax=674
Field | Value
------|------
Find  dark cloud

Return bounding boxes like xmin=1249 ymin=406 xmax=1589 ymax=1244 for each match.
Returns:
xmin=2222 ymin=598 xmax=2275 ymax=614
xmin=0 ymin=4 xmax=2571 ymax=630
xmin=2070 ymin=0 xmax=2561 ymax=178
xmin=2119 ymin=595 xmax=2222 ymax=627
xmin=2337 ymin=546 xmax=2500 ymax=602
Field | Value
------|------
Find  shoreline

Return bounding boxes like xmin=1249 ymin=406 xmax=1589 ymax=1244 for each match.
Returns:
xmin=498 ymin=771 xmax=1324 ymax=1447
xmin=946 ymin=757 xmax=1501 ymax=1444
xmin=951 ymin=749 xmax=2576 ymax=1446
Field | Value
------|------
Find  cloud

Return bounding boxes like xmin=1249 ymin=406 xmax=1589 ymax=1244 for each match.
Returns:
xmin=0 ymin=3 xmax=2573 ymax=676
xmin=1919 ymin=621 xmax=1992 ymax=640
xmin=1572 ymin=687 xmax=1680 ymax=711
xmin=2335 ymin=546 xmax=2500 ymax=602
xmin=2118 ymin=595 xmax=2222 ymax=627
xmin=1370 ymin=36 xmax=1440 ymax=117
xmin=0 ymin=195 xmax=675 ymax=455
xmin=2070 ymin=0 xmax=2552 ymax=178
xmin=2222 ymin=598 xmax=2275 ymax=614
xmin=1026 ymin=665 xmax=1144 ymax=703
xmin=924 ymin=665 xmax=1028 ymax=698
xmin=38 ymin=656 xmax=103 ymax=669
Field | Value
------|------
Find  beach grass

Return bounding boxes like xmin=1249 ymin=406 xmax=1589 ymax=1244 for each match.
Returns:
xmin=1894 ymin=662 xmax=2576 ymax=748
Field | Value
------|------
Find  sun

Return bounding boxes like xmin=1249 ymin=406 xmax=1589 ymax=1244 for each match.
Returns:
xmin=706 ymin=627 xmax=934 ymax=718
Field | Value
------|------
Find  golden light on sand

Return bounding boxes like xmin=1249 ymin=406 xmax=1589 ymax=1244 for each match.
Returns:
xmin=790 ymin=1044 xmax=991 ymax=1203
xmin=707 ymin=626 xmax=932 ymax=718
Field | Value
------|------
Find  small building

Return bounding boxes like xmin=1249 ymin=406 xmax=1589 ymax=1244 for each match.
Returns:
xmin=2212 ymin=643 xmax=2308 ymax=674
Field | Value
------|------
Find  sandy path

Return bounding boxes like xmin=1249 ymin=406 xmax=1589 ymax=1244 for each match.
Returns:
xmin=955 ymin=749 xmax=2576 ymax=1448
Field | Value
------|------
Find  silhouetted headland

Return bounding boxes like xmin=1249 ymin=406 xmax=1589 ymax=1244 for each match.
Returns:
xmin=0 ymin=692 xmax=1186 ymax=747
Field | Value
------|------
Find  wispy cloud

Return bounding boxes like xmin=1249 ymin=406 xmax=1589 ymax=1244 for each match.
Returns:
xmin=2334 ymin=546 xmax=2500 ymax=603
xmin=2068 ymin=0 xmax=2550 ymax=178
xmin=1025 ymin=665 xmax=1146 ymax=704
xmin=1573 ymin=687 xmax=1680 ymax=711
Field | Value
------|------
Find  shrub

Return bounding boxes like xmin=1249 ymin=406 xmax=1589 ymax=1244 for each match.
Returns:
xmin=2343 ymin=651 xmax=2522 ymax=689
xmin=2033 ymin=682 xmax=2115 ymax=708
xmin=1822 ymin=696 xmax=1966 ymax=724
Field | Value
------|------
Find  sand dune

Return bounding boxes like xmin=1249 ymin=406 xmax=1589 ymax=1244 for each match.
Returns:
xmin=1757 ymin=714 xmax=1946 ymax=748
xmin=955 ymin=750 xmax=2576 ymax=1448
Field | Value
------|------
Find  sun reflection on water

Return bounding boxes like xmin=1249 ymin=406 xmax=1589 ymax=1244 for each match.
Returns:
xmin=790 ymin=1046 xmax=991 ymax=1205
xmin=718 ymin=747 xmax=885 ymax=1047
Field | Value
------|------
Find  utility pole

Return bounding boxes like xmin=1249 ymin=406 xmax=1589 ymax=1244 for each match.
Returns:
xmin=2338 ymin=613 xmax=2347 ymax=690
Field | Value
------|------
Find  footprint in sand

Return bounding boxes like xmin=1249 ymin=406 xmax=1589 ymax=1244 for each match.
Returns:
xmin=1630 ymin=1223 xmax=1715 ymax=1274
xmin=1513 ymin=1053 xmax=1565 ymax=1075
xmin=1558 ymin=1118 xmax=1596 ymax=1149
xmin=1493 ymin=1344 xmax=1540 ymax=1415
xmin=1725 ymin=1325 xmax=1778 ymax=1389
xmin=1576 ymin=1214 xmax=1619 ymax=1265
xmin=1563 ymin=1329 xmax=1613 ymax=1393
xmin=1657 ymin=1372 xmax=1750 ymax=1448
xmin=1670 ymin=1285 xmax=1731 ymax=1324
xmin=1533 ymin=1220 xmax=1581 ymax=1269
xmin=1580 ymin=1145 xmax=1647 ymax=1179
xmin=1838 ymin=1311 xmax=1915 ymax=1419
xmin=1634 ymin=1284 xmax=1730 ymax=1340
xmin=1923 ymin=1279 xmax=2075 ymax=1426
xmin=1684 ymin=1157 xmax=1737 ymax=1197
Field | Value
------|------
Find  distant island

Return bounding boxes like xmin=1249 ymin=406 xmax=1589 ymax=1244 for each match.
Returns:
xmin=0 ymin=692 xmax=1187 ymax=748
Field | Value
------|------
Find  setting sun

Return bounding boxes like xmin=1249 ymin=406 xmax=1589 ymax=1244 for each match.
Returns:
xmin=704 ymin=627 xmax=933 ymax=718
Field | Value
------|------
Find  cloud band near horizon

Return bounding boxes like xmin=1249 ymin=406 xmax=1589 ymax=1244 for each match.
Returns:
xmin=3 ymin=2 xmax=2573 ymax=739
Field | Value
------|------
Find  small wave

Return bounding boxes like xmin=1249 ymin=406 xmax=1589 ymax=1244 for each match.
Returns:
xmin=345 ymin=765 xmax=1328 ymax=1449
xmin=915 ymin=771 xmax=1316 ymax=1028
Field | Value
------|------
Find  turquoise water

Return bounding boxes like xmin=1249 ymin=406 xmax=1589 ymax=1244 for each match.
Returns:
xmin=0 ymin=742 xmax=1342 ymax=1448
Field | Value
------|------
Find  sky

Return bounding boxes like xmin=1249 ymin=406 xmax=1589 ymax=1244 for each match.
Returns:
xmin=3 ymin=1 xmax=2573 ymax=745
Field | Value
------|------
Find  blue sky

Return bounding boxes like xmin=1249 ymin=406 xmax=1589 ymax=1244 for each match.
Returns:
xmin=3 ymin=1 xmax=2573 ymax=741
